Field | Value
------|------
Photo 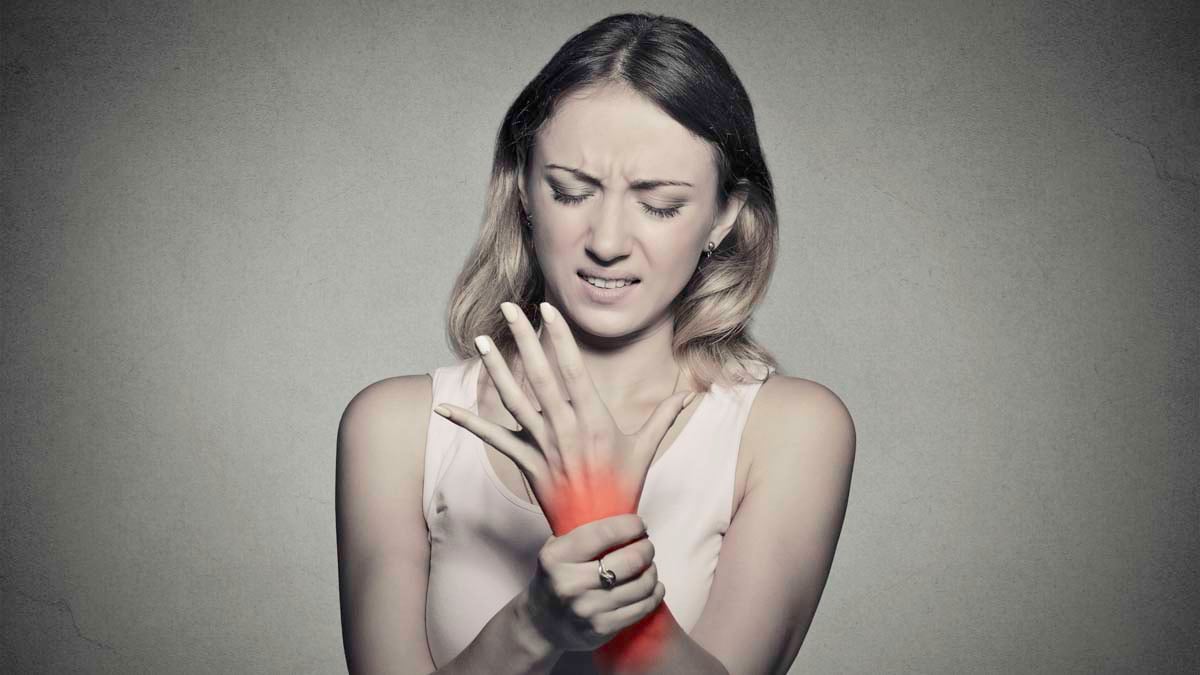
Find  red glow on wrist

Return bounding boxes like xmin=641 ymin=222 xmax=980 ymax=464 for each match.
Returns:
xmin=594 ymin=603 xmax=674 ymax=672
xmin=544 ymin=465 xmax=637 ymax=535
xmin=539 ymin=465 xmax=670 ymax=671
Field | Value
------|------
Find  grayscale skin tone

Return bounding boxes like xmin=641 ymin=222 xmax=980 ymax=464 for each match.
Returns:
xmin=336 ymin=83 xmax=856 ymax=675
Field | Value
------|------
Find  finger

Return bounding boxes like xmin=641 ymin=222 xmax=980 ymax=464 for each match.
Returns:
xmin=474 ymin=335 xmax=553 ymax=459
xmin=574 ymin=562 xmax=658 ymax=616
xmin=544 ymin=513 xmax=646 ymax=564
xmin=537 ymin=302 xmax=608 ymax=421
xmin=632 ymin=390 xmax=697 ymax=468
xmin=591 ymin=581 xmax=665 ymax=635
xmin=500 ymin=302 xmax=576 ymax=444
xmin=593 ymin=536 xmax=654 ymax=586
xmin=433 ymin=403 xmax=546 ymax=478
xmin=555 ymin=532 xmax=655 ymax=597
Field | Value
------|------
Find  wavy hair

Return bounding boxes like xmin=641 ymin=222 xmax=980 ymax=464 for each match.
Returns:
xmin=445 ymin=12 xmax=780 ymax=391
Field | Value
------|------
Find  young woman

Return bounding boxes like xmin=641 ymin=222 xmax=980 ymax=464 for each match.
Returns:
xmin=336 ymin=13 xmax=855 ymax=675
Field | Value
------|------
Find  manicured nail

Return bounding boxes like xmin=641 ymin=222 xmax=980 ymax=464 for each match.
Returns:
xmin=539 ymin=302 xmax=558 ymax=324
xmin=500 ymin=302 xmax=520 ymax=323
xmin=683 ymin=392 xmax=697 ymax=407
xmin=474 ymin=335 xmax=492 ymax=355
xmin=434 ymin=405 xmax=451 ymax=418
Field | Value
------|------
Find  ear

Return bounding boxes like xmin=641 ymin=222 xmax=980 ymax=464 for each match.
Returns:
xmin=517 ymin=166 xmax=529 ymax=216
xmin=707 ymin=183 xmax=748 ymax=249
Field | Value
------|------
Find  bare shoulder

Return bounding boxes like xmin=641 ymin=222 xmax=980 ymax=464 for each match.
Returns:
xmin=342 ymin=373 xmax=433 ymax=417
xmin=336 ymin=373 xmax=438 ymax=673
xmin=336 ymin=373 xmax=435 ymax=497
xmin=339 ymin=374 xmax=434 ymax=444
xmin=743 ymin=374 xmax=856 ymax=473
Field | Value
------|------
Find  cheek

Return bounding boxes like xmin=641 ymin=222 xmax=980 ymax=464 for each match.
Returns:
xmin=644 ymin=223 xmax=707 ymax=268
xmin=532 ymin=224 xmax=576 ymax=255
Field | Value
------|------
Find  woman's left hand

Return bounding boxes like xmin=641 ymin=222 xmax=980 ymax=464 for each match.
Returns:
xmin=434 ymin=301 xmax=694 ymax=534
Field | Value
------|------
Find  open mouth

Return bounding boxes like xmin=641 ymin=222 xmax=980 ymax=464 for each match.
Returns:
xmin=576 ymin=272 xmax=640 ymax=303
xmin=577 ymin=272 xmax=641 ymax=290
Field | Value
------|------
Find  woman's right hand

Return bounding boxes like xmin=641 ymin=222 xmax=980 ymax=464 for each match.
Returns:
xmin=522 ymin=514 xmax=666 ymax=652
xmin=432 ymin=303 xmax=694 ymax=534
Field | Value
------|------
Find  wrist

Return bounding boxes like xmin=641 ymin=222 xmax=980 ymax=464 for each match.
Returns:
xmin=544 ymin=467 xmax=640 ymax=535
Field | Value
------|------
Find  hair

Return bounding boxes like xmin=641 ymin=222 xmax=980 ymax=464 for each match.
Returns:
xmin=445 ymin=12 xmax=780 ymax=391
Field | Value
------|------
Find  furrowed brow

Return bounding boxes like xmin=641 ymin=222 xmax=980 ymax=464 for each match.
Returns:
xmin=544 ymin=164 xmax=693 ymax=190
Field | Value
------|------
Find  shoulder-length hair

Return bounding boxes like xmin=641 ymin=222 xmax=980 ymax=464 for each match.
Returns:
xmin=445 ymin=12 xmax=780 ymax=391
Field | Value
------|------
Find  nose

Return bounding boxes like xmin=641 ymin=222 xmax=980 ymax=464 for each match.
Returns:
xmin=585 ymin=194 xmax=633 ymax=262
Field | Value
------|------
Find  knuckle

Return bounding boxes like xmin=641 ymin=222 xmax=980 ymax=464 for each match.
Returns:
xmin=631 ymin=516 xmax=648 ymax=539
xmin=556 ymin=417 xmax=579 ymax=440
xmin=587 ymin=428 xmax=610 ymax=448
xmin=569 ymin=596 xmax=589 ymax=618
xmin=606 ymin=521 xmax=624 ymax=543
xmin=628 ymin=541 xmax=650 ymax=568
xmin=623 ymin=550 xmax=643 ymax=573
xmin=549 ymin=574 xmax=572 ymax=600
xmin=559 ymin=362 xmax=585 ymax=382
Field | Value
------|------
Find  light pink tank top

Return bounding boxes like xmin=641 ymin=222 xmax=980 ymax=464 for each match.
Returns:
xmin=423 ymin=356 xmax=770 ymax=668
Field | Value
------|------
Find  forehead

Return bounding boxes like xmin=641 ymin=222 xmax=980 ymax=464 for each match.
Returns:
xmin=534 ymin=83 xmax=716 ymax=182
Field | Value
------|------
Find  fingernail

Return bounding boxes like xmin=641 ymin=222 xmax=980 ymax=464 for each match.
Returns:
xmin=500 ymin=302 xmax=520 ymax=323
xmin=683 ymin=392 xmax=697 ymax=407
xmin=474 ymin=335 xmax=492 ymax=355
xmin=434 ymin=405 xmax=451 ymax=418
xmin=539 ymin=302 xmax=558 ymax=324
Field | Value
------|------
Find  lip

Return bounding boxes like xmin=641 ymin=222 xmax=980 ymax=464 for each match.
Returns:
xmin=577 ymin=273 xmax=640 ymax=305
xmin=578 ymin=268 xmax=640 ymax=283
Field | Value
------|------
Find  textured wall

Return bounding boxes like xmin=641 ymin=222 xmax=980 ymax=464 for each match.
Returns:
xmin=2 ymin=1 xmax=1197 ymax=672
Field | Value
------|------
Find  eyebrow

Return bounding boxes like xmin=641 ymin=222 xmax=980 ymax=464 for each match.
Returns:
xmin=544 ymin=164 xmax=694 ymax=190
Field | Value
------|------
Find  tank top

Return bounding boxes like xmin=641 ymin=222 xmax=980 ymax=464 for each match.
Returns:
xmin=422 ymin=356 xmax=770 ymax=669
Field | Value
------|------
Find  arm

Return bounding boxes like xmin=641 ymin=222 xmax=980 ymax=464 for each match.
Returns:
xmin=597 ymin=377 xmax=855 ymax=675
xmin=335 ymin=375 xmax=566 ymax=674
xmin=683 ymin=377 xmax=855 ymax=675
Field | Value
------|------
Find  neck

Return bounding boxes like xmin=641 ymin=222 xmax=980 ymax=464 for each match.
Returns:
xmin=523 ymin=308 xmax=685 ymax=413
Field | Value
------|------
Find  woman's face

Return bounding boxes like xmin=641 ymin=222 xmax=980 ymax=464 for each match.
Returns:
xmin=520 ymin=83 xmax=743 ymax=342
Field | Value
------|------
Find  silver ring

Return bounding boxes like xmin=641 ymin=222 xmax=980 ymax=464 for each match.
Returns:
xmin=597 ymin=559 xmax=617 ymax=589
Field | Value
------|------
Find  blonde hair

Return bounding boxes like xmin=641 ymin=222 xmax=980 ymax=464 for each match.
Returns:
xmin=444 ymin=13 xmax=780 ymax=391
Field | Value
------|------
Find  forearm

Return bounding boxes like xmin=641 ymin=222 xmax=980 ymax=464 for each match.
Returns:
xmin=596 ymin=606 xmax=729 ymax=675
xmin=546 ymin=480 xmax=727 ymax=674
xmin=434 ymin=589 xmax=563 ymax=675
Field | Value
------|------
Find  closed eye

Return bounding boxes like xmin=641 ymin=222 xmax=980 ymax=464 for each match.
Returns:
xmin=550 ymin=189 xmax=588 ymax=206
xmin=640 ymin=203 xmax=681 ymax=219
xmin=550 ymin=188 xmax=682 ymax=219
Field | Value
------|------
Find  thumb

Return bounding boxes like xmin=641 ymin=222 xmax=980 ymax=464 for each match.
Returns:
xmin=634 ymin=390 xmax=697 ymax=463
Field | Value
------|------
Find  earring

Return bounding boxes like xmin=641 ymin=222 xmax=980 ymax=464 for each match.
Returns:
xmin=704 ymin=241 xmax=716 ymax=258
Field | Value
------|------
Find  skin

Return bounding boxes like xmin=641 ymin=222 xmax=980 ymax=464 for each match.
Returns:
xmin=437 ymin=84 xmax=857 ymax=673
xmin=336 ymin=81 xmax=857 ymax=675
xmin=469 ymin=82 xmax=746 ymax=514
xmin=516 ymin=81 xmax=744 ymax=414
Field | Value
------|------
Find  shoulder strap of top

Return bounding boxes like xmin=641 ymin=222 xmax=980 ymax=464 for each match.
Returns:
xmin=698 ymin=365 xmax=775 ymax=528
xmin=422 ymin=357 xmax=479 ymax=520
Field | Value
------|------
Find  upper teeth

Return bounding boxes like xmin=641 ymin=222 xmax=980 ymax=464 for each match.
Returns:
xmin=584 ymin=275 xmax=635 ymax=289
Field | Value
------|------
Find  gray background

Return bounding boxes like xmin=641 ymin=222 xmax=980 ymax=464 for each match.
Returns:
xmin=2 ymin=1 xmax=1197 ymax=672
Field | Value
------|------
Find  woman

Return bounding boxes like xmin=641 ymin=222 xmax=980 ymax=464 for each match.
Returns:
xmin=336 ymin=12 xmax=855 ymax=675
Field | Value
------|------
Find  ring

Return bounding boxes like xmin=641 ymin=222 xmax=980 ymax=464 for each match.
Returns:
xmin=597 ymin=559 xmax=617 ymax=589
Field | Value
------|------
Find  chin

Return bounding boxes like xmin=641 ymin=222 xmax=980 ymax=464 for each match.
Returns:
xmin=565 ymin=305 xmax=635 ymax=337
